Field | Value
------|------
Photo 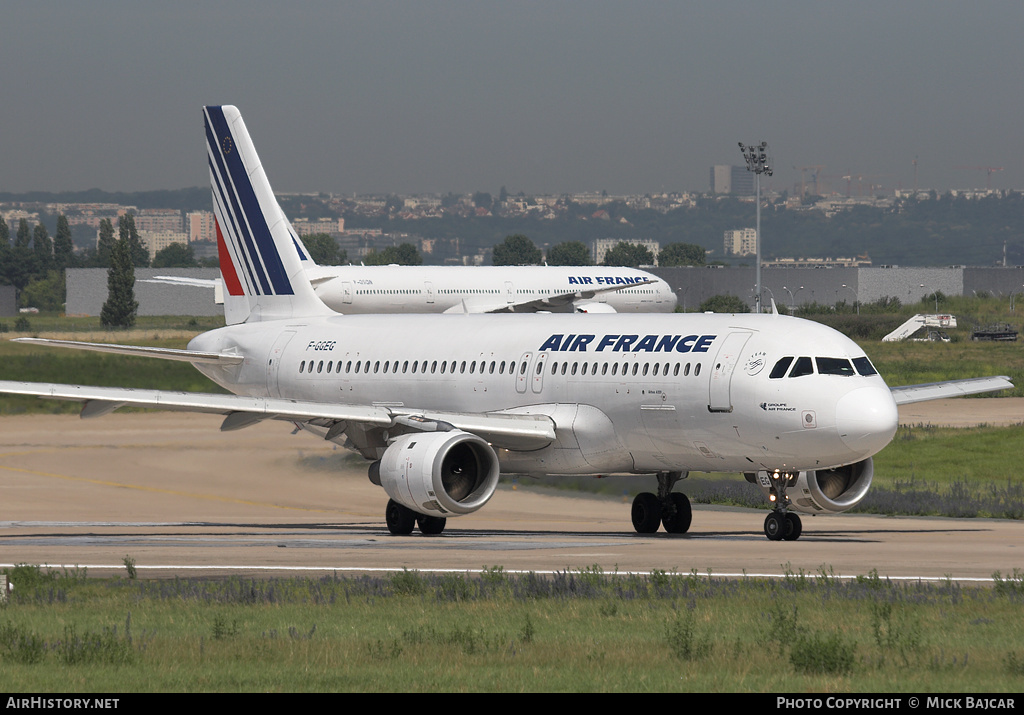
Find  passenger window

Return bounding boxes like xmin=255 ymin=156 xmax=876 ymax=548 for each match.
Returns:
xmin=632 ymin=363 xmax=639 ymax=376
xmin=853 ymin=357 xmax=878 ymax=376
xmin=684 ymin=363 xmax=690 ymax=376
xmin=571 ymin=363 xmax=578 ymax=375
xmin=317 ymin=361 xmax=323 ymax=373
xmin=551 ymin=362 xmax=558 ymax=375
xmin=299 ymin=361 xmax=305 ymax=374
xmin=770 ymin=357 xmax=794 ymax=379
xmin=673 ymin=363 xmax=680 ymax=377
xmin=694 ymin=363 xmax=701 ymax=376
xmin=402 ymin=361 xmax=408 ymax=373
xmin=788 ymin=356 xmax=814 ymax=378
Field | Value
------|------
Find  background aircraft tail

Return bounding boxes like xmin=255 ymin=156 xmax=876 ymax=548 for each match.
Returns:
xmin=204 ymin=105 xmax=331 ymax=324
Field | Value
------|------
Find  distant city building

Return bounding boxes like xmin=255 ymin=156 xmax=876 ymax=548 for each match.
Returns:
xmin=187 ymin=211 xmax=216 ymax=243
xmin=710 ymin=165 xmax=754 ymax=196
xmin=139 ymin=230 xmax=190 ymax=261
xmin=133 ymin=208 xmax=183 ymax=233
xmin=292 ymin=217 xmax=345 ymax=235
xmin=593 ymin=238 xmax=660 ymax=266
xmin=724 ymin=228 xmax=757 ymax=256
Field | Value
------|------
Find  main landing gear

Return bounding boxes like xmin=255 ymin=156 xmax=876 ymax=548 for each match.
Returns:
xmin=385 ymin=499 xmax=447 ymax=536
xmin=762 ymin=469 xmax=802 ymax=541
xmin=631 ymin=471 xmax=692 ymax=534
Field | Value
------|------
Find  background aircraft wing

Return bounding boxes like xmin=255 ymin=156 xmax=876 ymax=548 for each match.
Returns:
xmin=890 ymin=376 xmax=1013 ymax=405
xmin=0 ymin=381 xmax=555 ymax=449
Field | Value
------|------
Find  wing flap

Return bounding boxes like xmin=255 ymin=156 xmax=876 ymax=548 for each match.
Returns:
xmin=890 ymin=376 xmax=1014 ymax=405
xmin=0 ymin=381 xmax=556 ymax=449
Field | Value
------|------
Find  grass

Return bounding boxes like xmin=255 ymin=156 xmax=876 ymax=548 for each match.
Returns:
xmin=1 ymin=564 xmax=1023 ymax=692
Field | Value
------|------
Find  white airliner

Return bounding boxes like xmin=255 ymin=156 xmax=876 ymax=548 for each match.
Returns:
xmin=150 ymin=241 xmax=676 ymax=315
xmin=0 ymin=106 xmax=1012 ymax=541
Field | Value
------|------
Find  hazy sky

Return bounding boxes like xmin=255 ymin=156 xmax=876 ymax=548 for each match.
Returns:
xmin=3 ymin=1 xmax=1022 ymax=197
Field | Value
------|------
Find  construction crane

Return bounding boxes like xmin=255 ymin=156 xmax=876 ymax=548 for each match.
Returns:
xmin=792 ymin=165 xmax=826 ymax=197
xmin=955 ymin=166 xmax=1004 ymax=189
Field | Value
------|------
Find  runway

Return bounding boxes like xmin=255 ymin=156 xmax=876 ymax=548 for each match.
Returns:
xmin=1 ymin=410 xmax=1021 ymax=583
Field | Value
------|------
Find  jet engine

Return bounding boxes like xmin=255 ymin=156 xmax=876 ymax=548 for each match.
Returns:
xmin=369 ymin=431 xmax=500 ymax=517
xmin=752 ymin=458 xmax=874 ymax=515
xmin=574 ymin=302 xmax=617 ymax=314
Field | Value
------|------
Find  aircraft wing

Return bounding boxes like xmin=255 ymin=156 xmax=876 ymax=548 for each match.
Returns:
xmin=890 ymin=376 xmax=1014 ymax=405
xmin=441 ymin=278 xmax=658 ymax=314
xmin=0 ymin=381 xmax=556 ymax=450
xmin=12 ymin=337 xmax=244 ymax=365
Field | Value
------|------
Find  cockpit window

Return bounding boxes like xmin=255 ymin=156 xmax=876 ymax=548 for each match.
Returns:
xmin=788 ymin=356 xmax=814 ymax=378
xmin=816 ymin=357 xmax=856 ymax=376
xmin=853 ymin=356 xmax=878 ymax=376
xmin=769 ymin=357 xmax=793 ymax=379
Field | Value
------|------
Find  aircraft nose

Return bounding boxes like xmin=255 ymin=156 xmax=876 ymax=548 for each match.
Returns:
xmin=835 ymin=386 xmax=899 ymax=456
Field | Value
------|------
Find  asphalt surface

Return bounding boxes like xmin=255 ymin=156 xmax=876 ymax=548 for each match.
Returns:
xmin=0 ymin=401 xmax=1021 ymax=582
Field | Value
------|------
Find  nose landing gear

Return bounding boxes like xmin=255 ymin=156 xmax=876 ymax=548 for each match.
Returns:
xmin=763 ymin=470 xmax=802 ymax=541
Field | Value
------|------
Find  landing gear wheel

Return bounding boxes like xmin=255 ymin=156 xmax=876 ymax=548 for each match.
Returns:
xmin=662 ymin=492 xmax=692 ymax=534
xmin=763 ymin=511 xmax=786 ymax=541
xmin=417 ymin=514 xmax=447 ymax=535
xmin=783 ymin=512 xmax=802 ymax=541
xmin=631 ymin=492 xmax=663 ymax=533
xmin=385 ymin=499 xmax=416 ymax=535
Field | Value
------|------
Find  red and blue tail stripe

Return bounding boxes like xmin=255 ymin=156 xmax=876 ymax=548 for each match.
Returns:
xmin=204 ymin=105 xmax=294 ymax=297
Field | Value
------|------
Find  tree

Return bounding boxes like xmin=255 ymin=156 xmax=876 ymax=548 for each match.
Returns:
xmin=492 ymin=234 xmax=541 ymax=266
xmin=0 ymin=217 xmax=9 ymax=246
xmin=16 ymin=219 xmax=31 ymax=249
xmin=363 ymin=243 xmax=422 ymax=266
xmin=602 ymin=241 xmax=654 ymax=267
xmin=54 ymin=214 xmax=74 ymax=270
xmin=658 ymin=242 xmax=705 ymax=267
xmin=100 ymin=232 xmax=138 ymax=328
xmin=472 ymin=191 xmax=493 ymax=210
xmin=119 ymin=214 xmax=149 ymax=268
xmin=152 ymin=242 xmax=198 ymax=268
xmin=96 ymin=218 xmax=116 ymax=267
xmin=300 ymin=233 xmax=346 ymax=265
xmin=699 ymin=294 xmax=749 ymax=313
xmin=32 ymin=223 xmax=53 ymax=272
xmin=21 ymin=271 xmax=65 ymax=312
xmin=545 ymin=241 xmax=592 ymax=266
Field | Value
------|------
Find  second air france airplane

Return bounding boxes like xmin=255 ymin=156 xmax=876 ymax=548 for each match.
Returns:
xmin=1 ymin=106 xmax=1012 ymax=541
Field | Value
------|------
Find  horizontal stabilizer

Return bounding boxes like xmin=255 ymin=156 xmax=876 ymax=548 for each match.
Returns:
xmin=12 ymin=338 xmax=244 ymax=365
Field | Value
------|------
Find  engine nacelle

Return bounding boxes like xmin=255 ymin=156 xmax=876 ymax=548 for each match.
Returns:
xmin=574 ymin=302 xmax=617 ymax=314
xmin=369 ymin=431 xmax=500 ymax=517
xmin=753 ymin=458 xmax=874 ymax=515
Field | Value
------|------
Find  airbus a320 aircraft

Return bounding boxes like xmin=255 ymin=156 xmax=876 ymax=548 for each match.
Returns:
xmin=0 ymin=106 xmax=1012 ymax=541
xmin=150 ymin=235 xmax=676 ymax=315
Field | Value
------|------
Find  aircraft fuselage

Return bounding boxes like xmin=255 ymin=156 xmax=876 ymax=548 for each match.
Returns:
xmin=189 ymin=311 xmax=898 ymax=477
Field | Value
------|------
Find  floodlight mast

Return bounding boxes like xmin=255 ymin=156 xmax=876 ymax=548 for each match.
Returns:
xmin=739 ymin=141 xmax=773 ymax=313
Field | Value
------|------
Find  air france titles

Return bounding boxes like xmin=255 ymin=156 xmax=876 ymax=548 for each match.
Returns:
xmin=538 ymin=334 xmax=716 ymax=353
xmin=567 ymin=276 xmax=645 ymax=286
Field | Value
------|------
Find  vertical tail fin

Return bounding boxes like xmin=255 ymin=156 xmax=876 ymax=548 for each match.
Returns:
xmin=204 ymin=105 xmax=331 ymax=324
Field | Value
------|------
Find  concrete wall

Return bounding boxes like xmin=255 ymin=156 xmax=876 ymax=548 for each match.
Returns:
xmin=64 ymin=265 xmax=1024 ymax=316
xmin=0 ymin=285 xmax=15 ymax=317
xmin=649 ymin=265 xmax=1020 ymax=311
xmin=66 ymin=268 xmax=221 ymax=317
